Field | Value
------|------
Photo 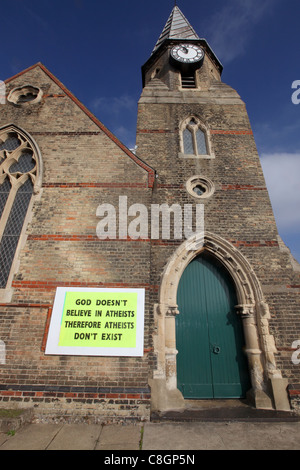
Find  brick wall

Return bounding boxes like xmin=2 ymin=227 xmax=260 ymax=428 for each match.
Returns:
xmin=0 ymin=64 xmax=153 ymax=420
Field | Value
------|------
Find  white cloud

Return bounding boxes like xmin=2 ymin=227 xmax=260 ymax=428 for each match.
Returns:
xmin=205 ymin=0 xmax=275 ymax=63
xmin=90 ymin=95 xmax=137 ymax=149
xmin=113 ymin=126 xmax=136 ymax=150
xmin=91 ymin=95 xmax=136 ymax=116
xmin=261 ymin=152 xmax=300 ymax=233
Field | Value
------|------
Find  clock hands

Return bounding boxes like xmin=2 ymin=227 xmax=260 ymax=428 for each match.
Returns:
xmin=170 ymin=43 xmax=205 ymax=65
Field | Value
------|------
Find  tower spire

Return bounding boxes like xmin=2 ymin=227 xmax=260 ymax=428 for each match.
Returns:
xmin=152 ymin=5 xmax=199 ymax=55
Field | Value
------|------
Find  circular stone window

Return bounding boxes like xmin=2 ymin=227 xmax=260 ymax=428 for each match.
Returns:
xmin=7 ymin=85 xmax=43 ymax=105
xmin=186 ymin=175 xmax=215 ymax=199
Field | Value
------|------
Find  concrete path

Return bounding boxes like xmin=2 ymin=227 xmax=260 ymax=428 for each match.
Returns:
xmin=0 ymin=421 xmax=299 ymax=450
xmin=0 ymin=423 xmax=142 ymax=450
xmin=142 ymin=421 xmax=300 ymax=450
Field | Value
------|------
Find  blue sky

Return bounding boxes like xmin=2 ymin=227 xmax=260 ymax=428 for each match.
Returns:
xmin=1 ymin=0 xmax=300 ymax=261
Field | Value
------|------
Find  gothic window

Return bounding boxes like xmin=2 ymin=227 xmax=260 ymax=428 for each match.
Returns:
xmin=0 ymin=126 xmax=41 ymax=289
xmin=181 ymin=117 xmax=209 ymax=157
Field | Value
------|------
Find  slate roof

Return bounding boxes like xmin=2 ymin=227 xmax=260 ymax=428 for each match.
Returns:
xmin=152 ymin=6 xmax=200 ymax=54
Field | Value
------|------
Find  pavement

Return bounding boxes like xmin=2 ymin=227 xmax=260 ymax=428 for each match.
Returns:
xmin=1 ymin=400 xmax=300 ymax=451
xmin=0 ymin=420 xmax=300 ymax=451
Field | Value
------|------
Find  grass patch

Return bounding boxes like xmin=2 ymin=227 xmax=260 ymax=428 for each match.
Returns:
xmin=0 ymin=409 xmax=24 ymax=418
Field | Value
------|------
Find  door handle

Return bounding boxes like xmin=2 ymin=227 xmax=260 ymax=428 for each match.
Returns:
xmin=213 ymin=345 xmax=221 ymax=354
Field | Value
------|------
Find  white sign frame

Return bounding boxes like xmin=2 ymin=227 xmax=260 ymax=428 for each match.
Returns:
xmin=45 ymin=287 xmax=145 ymax=357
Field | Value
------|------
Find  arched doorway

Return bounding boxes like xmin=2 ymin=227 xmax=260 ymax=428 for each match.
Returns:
xmin=176 ymin=252 xmax=251 ymax=399
xmin=150 ymin=232 xmax=288 ymax=412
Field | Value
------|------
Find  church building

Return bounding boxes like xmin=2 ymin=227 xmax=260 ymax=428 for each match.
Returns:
xmin=0 ymin=6 xmax=300 ymax=421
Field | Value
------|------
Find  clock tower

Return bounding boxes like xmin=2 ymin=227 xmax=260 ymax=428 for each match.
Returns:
xmin=136 ymin=6 xmax=299 ymax=412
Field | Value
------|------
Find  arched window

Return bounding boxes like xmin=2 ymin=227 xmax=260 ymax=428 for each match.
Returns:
xmin=0 ymin=125 xmax=42 ymax=290
xmin=181 ymin=117 xmax=210 ymax=157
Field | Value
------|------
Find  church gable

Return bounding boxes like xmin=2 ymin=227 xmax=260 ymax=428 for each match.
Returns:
xmin=3 ymin=63 xmax=154 ymax=188
xmin=0 ymin=63 xmax=156 ymax=311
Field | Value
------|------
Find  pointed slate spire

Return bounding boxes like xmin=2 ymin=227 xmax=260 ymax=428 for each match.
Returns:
xmin=152 ymin=6 xmax=199 ymax=54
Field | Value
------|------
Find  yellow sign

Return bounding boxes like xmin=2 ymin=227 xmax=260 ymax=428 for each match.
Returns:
xmin=45 ymin=288 xmax=145 ymax=357
xmin=59 ymin=291 xmax=137 ymax=348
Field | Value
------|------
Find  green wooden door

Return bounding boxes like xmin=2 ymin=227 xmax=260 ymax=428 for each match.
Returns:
xmin=176 ymin=253 xmax=250 ymax=399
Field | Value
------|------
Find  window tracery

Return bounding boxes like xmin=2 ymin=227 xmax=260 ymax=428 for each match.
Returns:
xmin=0 ymin=127 xmax=40 ymax=289
xmin=7 ymin=85 xmax=43 ymax=105
xmin=180 ymin=117 xmax=211 ymax=157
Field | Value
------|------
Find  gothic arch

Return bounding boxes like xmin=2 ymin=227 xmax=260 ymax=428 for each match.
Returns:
xmin=152 ymin=232 xmax=285 ymax=411
xmin=179 ymin=115 xmax=213 ymax=158
xmin=0 ymin=124 xmax=43 ymax=191
xmin=0 ymin=124 xmax=43 ymax=300
xmin=159 ymin=232 xmax=263 ymax=308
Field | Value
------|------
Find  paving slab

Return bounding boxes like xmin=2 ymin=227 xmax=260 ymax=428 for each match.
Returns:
xmin=0 ymin=424 xmax=63 ymax=450
xmin=96 ymin=424 xmax=142 ymax=450
xmin=0 ymin=433 xmax=8 ymax=446
xmin=47 ymin=424 xmax=102 ymax=450
xmin=142 ymin=421 xmax=300 ymax=450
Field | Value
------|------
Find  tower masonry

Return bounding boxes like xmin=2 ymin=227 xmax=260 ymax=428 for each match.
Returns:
xmin=136 ymin=6 xmax=300 ymax=412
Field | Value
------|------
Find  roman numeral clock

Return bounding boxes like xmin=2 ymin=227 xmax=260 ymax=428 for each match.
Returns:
xmin=170 ymin=43 xmax=205 ymax=67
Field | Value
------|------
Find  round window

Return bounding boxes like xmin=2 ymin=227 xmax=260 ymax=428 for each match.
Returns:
xmin=7 ymin=85 xmax=43 ymax=105
xmin=186 ymin=176 xmax=215 ymax=199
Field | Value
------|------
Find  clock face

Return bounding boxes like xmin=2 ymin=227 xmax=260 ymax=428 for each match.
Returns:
xmin=171 ymin=44 xmax=204 ymax=64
